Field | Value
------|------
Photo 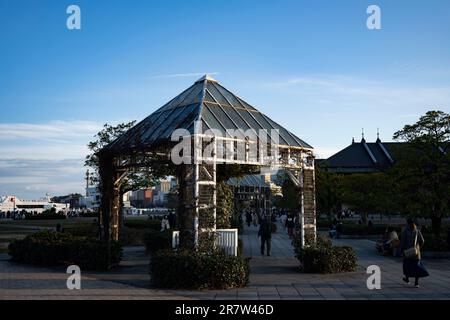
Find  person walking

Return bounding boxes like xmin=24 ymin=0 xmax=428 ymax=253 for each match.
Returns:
xmin=252 ymin=212 xmax=258 ymax=227
xmin=286 ymin=216 xmax=295 ymax=238
xmin=400 ymin=218 xmax=429 ymax=288
xmin=168 ymin=211 xmax=177 ymax=229
xmin=245 ymin=211 xmax=252 ymax=228
xmin=258 ymin=217 xmax=272 ymax=256
xmin=160 ymin=215 xmax=170 ymax=231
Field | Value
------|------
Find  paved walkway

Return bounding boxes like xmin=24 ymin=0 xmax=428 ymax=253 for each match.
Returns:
xmin=1 ymin=221 xmax=450 ymax=300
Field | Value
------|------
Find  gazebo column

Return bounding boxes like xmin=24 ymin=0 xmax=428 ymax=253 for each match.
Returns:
xmin=111 ymin=177 xmax=121 ymax=241
xmin=99 ymin=153 xmax=122 ymax=242
xmin=298 ymin=166 xmax=317 ymax=247
xmin=178 ymin=158 xmax=217 ymax=249
xmin=99 ymin=154 xmax=114 ymax=242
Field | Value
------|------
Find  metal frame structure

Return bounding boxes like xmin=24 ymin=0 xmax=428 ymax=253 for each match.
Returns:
xmin=98 ymin=76 xmax=316 ymax=249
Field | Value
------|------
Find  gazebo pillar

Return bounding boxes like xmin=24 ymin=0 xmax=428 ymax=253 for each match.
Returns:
xmin=99 ymin=153 xmax=122 ymax=242
xmin=298 ymin=166 xmax=317 ymax=247
xmin=178 ymin=135 xmax=217 ymax=249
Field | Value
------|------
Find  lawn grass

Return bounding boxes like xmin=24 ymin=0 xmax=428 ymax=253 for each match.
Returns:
xmin=0 ymin=217 xmax=96 ymax=228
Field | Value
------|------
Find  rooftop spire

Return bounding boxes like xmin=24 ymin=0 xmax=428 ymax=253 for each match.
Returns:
xmin=361 ymin=128 xmax=366 ymax=143
xmin=376 ymin=128 xmax=381 ymax=143
xmin=195 ymin=74 xmax=218 ymax=83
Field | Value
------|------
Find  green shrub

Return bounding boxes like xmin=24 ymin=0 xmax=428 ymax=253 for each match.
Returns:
xmin=8 ymin=231 xmax=72 ymax=265
xmin=422 ymin=234 xmax=449 ymax=252
xmin=293 ymin=235 xmax=357 ymax=273
xmin=8 ymin=231 xmax=122 ymax=270
xmin=79 ymin=211 xmax=98 ymax=218
xmin=231 ymin=213 xmax=244 ymax=234
xmin=68 ymin=240 xmax=122 ymax=270
xmin=119 ymin=227 xmax=149 ymax=246
xmin=65 ymin=225 xmax=97 ymax=238
xmin=341 ymin=224 xmax=401 ymax=236
xmin=150 ymin=249 xmax=250 ymax=289
xmin=124 ymin=219 xmax=161 ymax=231
xmin=144 ymin=230 xmax=171 ymax=254
xmin=25 ymin=213 xmax=67 ymax=220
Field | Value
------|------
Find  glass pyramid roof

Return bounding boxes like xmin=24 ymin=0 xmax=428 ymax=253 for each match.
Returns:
xmin=107 ymin=75 xmax=313 ymax=151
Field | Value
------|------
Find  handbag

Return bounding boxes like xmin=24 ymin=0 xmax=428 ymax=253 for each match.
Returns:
xmin=404 ymin=232 xmax=419 ymax=259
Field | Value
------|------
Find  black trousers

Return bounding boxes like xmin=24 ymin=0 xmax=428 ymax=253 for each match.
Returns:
xmin=261 ymin=237 xmax=271 ymax=255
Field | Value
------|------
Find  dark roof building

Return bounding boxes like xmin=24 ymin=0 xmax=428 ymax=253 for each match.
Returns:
xmin=318 ymin=137 xmax=403 ymax=173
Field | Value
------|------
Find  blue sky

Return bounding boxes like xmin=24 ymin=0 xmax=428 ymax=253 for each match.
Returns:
xmin=1 ymin=0 xmax=450 ymax=199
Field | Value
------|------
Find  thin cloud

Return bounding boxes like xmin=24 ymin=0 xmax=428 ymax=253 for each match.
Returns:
xmin=149 ymin=72 xmax=220 ymax=79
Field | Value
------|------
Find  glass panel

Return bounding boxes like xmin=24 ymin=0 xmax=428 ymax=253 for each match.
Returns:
xmin=252 ymin=112 xmax=289 ymax=145
xmin=236 ymin=109 xmax=262 ymax=131
xmin=206 ymin=103 xmax=236 ymax=132
xmin=177 ymin=82 xmax=203 ymax=106
xmin=212 ymin=83 xmax=247 ymax=109
xmin=201 ymin=103 xmax=228 ymax=134
xmin=203 ymin=90 xmax=216 ymax=103
xmin=159 ymin=83 xmax=197 ymax=111
xmin=222 ymin=105 xmax=251 ymax=130
xmin=144 ymin=107 xmax=186 ymax=142
xmin=158 ymin=103 xmax=199 ymax=139
xmin=206 ymin=83 xmax=230 ymax=106
xmin=262 ymin=115 xmax=307 ymax=147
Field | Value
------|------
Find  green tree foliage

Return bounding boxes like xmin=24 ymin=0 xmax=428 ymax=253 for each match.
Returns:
xmin=315 ymin=167 xmax=342 ymax=219
xmin=340 ymin=173 xmax=393 ymax=225
xmin=85 ymin=121 xmax=166 ymax=194
xmin=272 ymin=172 xmax=301 ymax=212
xmin=216 ymin=181 xmax=234 ymax=229
xmin=391 ymin=110 xmax=450 ymax=234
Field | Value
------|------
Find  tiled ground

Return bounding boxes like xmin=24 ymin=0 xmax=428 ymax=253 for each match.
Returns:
xmin=1 ymin=221 xmax=449 ymax=300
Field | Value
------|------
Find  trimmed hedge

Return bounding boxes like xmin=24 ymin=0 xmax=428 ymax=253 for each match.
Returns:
xmin=144 ymin=230 xmax=172 ymax=254
xmin=79 ymin=211 xmax=98 ymax=218
xmin=293 ymin=235 xmax=357 ymax=274
xmin=8 ymin=231 xmax=122 ymax=270
xmin=25 ymin=213 xmax=67 ymax=220
xmin=8 ymin=231 xmax=73 ymax=265
xmin=124 ymin=219 xmax=161 ymax=231
xmin=68 ymin=240 xmax=122 ymax=270
xmin=422 ymin=233 xmax=449 ymax=252
xmin=341 ymin=224 xmax=401 ymax=236
xmin=150 ymin=249 xmax=250 ymax=289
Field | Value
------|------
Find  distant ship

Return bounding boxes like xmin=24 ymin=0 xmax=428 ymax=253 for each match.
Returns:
xmin=0 ymin=195 xmax=68 ymax=214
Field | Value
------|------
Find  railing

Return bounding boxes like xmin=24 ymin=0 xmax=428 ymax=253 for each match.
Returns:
xmin=172 ymin=229 xmax=238 ymax=256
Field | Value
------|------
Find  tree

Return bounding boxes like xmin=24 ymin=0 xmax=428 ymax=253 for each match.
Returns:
xmin=272 ymin=172 xmax=301 ymax=212
xmin=340 ymin=173 xmax=393 ymax=225
xmin=315 ymin=167 xmax=342 ymax=219
xmin=216 ymin=181 xmax=234 ymax=228
xmin=85 ymin=122 xmax=169 ymax=230
xmin=391 ymin=110 xmax=450 ymax=235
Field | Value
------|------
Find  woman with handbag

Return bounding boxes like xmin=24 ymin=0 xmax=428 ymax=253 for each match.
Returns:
xmin=400 ymin=218 xmax=429 ymax=288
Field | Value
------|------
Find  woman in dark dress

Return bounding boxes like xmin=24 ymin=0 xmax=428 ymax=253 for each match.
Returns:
xmin=400 ymin=218 xmax=429 ymax=288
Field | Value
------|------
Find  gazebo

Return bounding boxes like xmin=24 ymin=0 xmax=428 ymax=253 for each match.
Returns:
xmin=98 ymin=75 xmax=316 ymax=249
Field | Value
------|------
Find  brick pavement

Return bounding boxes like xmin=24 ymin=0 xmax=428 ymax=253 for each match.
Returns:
xmin=1 ymin=220 xmax=449 ymax=300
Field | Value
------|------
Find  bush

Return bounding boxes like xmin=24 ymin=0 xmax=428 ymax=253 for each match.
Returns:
xmin=422 ymin=233 xmax=449 ymax=252
xmin=293 ymin=235 xmax=357 ymax=273
xmin=124 ymin=219 xmax=161 ymax=231
xmin=150 ymin=249 xmax=250 ymax=289
xmin=341 ymin=224 xmax=401 ymax=236
xmin=25 ymin=213 xmax=67 ymax=220
xmin=144 ymin=230 xmax=172 ymax=254
xmin=8 ymin=231 xmax=72 ymax=265
xmin=79 ymin=211 xmax=98 ymax=218
xmin=65 ymin=225 xmax=97 ymax=238
xmin=68 ymin=240 xmax=122 ymax=270
xmin=8 ymin=231 xmax=122 ymax=270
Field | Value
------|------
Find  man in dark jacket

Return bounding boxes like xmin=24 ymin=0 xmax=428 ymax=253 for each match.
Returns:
xmin=258 ymin=217 xmax=272 ymax=256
